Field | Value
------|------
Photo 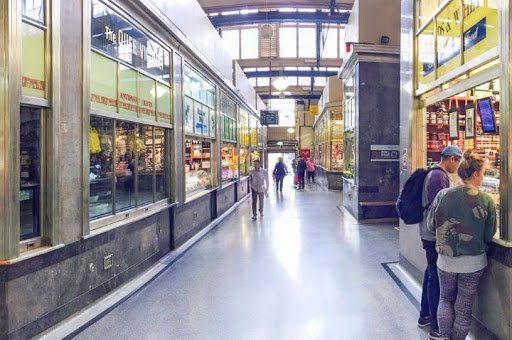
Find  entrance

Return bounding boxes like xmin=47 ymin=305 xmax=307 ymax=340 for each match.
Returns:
xmin=267 ymin=152 xmax=295 ymax=191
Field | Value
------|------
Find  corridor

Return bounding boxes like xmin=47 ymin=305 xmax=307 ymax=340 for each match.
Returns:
xmin=50 ymin=182 xmax=425 ymax=339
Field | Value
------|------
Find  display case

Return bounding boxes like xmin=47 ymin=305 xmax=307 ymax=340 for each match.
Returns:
xmin=221 ymin=143 xmax=238 ymax=182
xmin=185 ymin=138 xmax=212 ymax=193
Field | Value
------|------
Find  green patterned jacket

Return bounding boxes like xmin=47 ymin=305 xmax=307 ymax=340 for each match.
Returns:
xmin=426 ymin=185 xmax=497 ymax=257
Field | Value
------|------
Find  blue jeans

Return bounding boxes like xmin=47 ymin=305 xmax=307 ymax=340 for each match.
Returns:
xmin=275 ymin=175 xmax=284 ymax=191
xmin=420 ymin=239 xmax=439 ymax=332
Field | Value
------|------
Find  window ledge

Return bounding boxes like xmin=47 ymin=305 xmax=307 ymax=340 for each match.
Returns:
xmin=185 ymin=187 xmax=218 ymax=203
xmin=87 ymin=200 xmax=170 ymax=238
xmin=0 ymin=244 xmax=65 ymax=265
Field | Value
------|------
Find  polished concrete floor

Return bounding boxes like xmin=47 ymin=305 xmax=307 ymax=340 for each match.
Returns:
xmin=72 ymin=179 xmax=429 ymax=340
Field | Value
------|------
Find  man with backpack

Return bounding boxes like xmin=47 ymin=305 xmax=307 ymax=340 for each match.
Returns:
xmin=417 ymin=145 xmax=462 ymax=339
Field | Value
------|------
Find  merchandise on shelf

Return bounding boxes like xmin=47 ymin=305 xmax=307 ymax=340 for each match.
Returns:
xmin=185 ymin=138 xmax=212 ymax=193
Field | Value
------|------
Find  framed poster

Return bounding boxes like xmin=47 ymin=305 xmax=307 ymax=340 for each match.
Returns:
xmin=448 ymin=108 xmax=459 ymax=140
xmin=465 ymin=103 xmax=475 ymax=139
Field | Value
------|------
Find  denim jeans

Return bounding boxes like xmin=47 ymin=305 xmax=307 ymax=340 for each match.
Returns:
xmin=275 ymin=175 xmax=284 ymax=191
xmin=420 ymin=239 xmax=440 ymax=332
xmin=438 ymin=268 xmax=484 ymax=340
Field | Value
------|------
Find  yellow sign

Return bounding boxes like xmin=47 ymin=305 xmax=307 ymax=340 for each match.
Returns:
xmin=309 ymin=105 xmax=318 ymax=116
xmin=138 ymin=73 xmax=156 ymax=120
xmin=416 ymin=21 xmax=435 ymax=88
xmin=416 ymin=0 xmax=439 ymax=28
xmin=462 ymin=0 xmax=498 ymax=63
xmin=119 ymin=65 xmax=138 ymax=117
xmin=91 ymin=51 xmax=118 ymax=111
xmin=22 ymin=23 xmax=46 ymax=98
xmin=156 ymin=83 xmax=171 ymax=124
xmin=436 ymin=0 xmax=462 ymax=78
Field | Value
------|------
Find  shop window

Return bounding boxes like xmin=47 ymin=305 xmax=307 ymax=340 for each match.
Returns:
xmin=20 ymin=107 xmax=43 ymax=241
xmin=185 ymin=139 xmax=213 ymax=194
xmin=89 ymin=117 xmax=168 ymax=221
xmin=424 ymin=79 xmax=501 ymax=237
xmin=240 ymin=147 xmax=249 ymax=177
xmin=222 ymin=144 xmax=239 ymax=182
xmin=22 ymin=0 xmax=45 ymax=24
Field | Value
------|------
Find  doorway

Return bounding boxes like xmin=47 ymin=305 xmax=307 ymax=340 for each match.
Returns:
xmin=267 ymin=151 xmax=296 ymax=190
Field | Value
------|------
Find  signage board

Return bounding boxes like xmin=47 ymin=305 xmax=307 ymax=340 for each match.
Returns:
xmin=260 ymin=110 xmax=279 ymax=125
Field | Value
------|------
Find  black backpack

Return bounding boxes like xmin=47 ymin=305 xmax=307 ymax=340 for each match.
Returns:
xmin=396 ymin=167 xmax=437 ymax=224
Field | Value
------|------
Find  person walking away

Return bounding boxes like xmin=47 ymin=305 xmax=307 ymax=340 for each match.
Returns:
xmin=306 ymin=158 xmax=316 ymax=183
xmin=249 ymin=160 xmax=269 ymax=220
xmin=418 ymin=145 xmax=463 ymax=339
xmin=427 ymin=150 xmax=496 ymax=340
xmin=296 ymin=156 xmax=307 ymax=189
xmin=273 ymin=157 xmax=288 ymax=192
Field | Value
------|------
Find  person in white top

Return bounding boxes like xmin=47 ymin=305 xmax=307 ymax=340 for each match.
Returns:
xmin=249 ymin=160 xmax=269 ymax=220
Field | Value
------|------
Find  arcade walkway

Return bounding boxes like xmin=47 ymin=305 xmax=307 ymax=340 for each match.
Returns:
xmin=41 ymin=180 xmax=430 ymax=339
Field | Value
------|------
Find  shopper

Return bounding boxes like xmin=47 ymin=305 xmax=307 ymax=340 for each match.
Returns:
xmin=306 ymin=158 xmax=316 ymax=183
xmin=418 ymin=145 xmax=463 ymax=339
xmin=249 ymin=160 xmax=269 ymax=220
xmin=296 ymin=156 xmax=307 ymax=189
xmin=427 ymin=150 xmax=496 ymax=340
xmin=273 ymin=157 xmax=288 ymax=192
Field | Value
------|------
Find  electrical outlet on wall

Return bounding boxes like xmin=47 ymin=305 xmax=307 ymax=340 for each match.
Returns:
xmin=103 ymin=254 xmax=113 ymax=270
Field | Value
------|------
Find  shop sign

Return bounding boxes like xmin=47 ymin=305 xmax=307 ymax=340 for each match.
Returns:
xmin=194 ymin=104 xmax=209 ymax=135
xmin=139 ymin=74 xmax=156 ymax=119
xmin=370 ymin=145 xmax=400 ymax=162
xmin=22 ymin=23 xmax=46 ymax=98
xmin=184 ymin=97 xmax=195 ymax=134
xmin=309 ymin=105 xmax=318 ymax=116
xmin=436 ymin=0 xmax=461 ymax=77
xmin=91 ymin=0 xmax=170 ymax=82
xmin=118 ymin=65 xmax=138 ymax=117
xmin=462 ymin=1 xmax=498 ymax=63
xmin=91 ymin=51 xmax=118 ymax=111
xmin=156 ymin=83 xmax=171 ymax=124
xmin=260 ymin=110 xmax=279 ymax=125
xmin=416 ymin=0 xmax=439 ymax=28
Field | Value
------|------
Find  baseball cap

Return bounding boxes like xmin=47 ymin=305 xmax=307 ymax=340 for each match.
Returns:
xmin=441 ymin=145 xmax=463 ymax=158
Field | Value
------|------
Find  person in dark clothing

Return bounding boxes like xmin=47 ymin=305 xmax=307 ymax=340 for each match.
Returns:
xmin=273 ymin=157 xmax=288 ymax=192
xmin=296 ymin=156 xmax=307 ymax=190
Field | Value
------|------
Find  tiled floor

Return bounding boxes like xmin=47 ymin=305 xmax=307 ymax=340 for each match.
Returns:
xmin=71 ymin=179 xmax=429 ymax=339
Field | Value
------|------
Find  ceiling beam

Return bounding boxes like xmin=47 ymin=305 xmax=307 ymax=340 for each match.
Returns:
xmin=245 ymin=70 xmax=337 ymax=78
xmin=209 ymin=11 xmax=349 ymax=27
xmin=236 ymin=58 xmax=341 ymax=68
xmin=199 ymin=1 xmax=353 ymax=14
xmin=259 ymin=94 xmax=321 ymax=100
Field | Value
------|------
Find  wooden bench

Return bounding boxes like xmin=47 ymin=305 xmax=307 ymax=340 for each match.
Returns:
xmin=359 ymin=200 xmax=397 ymax=220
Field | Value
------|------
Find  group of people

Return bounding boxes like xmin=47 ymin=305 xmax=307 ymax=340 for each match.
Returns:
xmin=248 ymin=155 xmax=317 ymax=219
xmin=417 ymin=145 xmax=497 ymax=340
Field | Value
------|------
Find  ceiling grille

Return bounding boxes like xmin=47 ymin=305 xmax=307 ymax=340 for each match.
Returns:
xmin=259 ymin=24 xmax=278 ymax=58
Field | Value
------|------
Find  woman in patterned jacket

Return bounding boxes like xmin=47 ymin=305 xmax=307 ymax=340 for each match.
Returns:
xmin=427 ymin=150 xmax=497 ymax=340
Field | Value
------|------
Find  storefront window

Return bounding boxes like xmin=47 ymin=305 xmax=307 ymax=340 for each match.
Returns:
xmin=89 ymin=117 xmax=168 ymax=220
xmin=20 ymin=107 xmax=42 ymax=240
xmin=424 ymin=78 xmax=500 ymax=235
xmin=240 ymin=147 xmax=249 ymax=177
xmin=185 ymin=139 xmax=213 ymax=194
xmin=222 ymin=144 xmax=238 ymax=182
xmin=21 ymin=23 xmax=46 ymax=98
xmin=22 ymin=0 xmax=45 ymax=24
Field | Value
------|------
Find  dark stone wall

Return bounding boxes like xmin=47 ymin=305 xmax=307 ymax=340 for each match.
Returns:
xmin=173 ymin=194 xmax=212 ymax=248
xmin=1 ymin=210 xmax=169 ymax=339
xmin=343 ymin=178 xmax=359 ymax=218
xmin=237 ymin=177 xmax=249 ymax=201
xmin=343 ymin=61 xmax=400 ymax=220
xmin=217 ymin=183 xmax=236 ymax=216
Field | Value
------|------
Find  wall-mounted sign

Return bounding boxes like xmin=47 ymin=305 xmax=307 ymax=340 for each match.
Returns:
xmin=370 ymin=145 xmax=400 ymax=162
xmin=260 ymin=110 xmax=279 ymax=125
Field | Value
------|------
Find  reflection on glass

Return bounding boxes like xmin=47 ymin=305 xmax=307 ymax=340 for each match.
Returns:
xmin=89 ymin=116 xmax=114 ymax=219
xmin=115 ymin=121 xmax=137 ymax=212
xmin=154 ymin=128 xmax=167 ymax=201
xmin=20 ymin=107 xmax=41 ymax=240
xmin=138 ymin=126 xmax=154 ymax=206
xmin=22 ymin=0 xmax=45 ymax=23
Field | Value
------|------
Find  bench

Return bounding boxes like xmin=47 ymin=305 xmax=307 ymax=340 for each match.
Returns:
xmin=359 ymin=200 xmax=397 ymax=220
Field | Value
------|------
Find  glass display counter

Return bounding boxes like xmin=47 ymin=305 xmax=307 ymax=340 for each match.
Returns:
xmin=185 ymin=138 xmax=213 ymax=194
